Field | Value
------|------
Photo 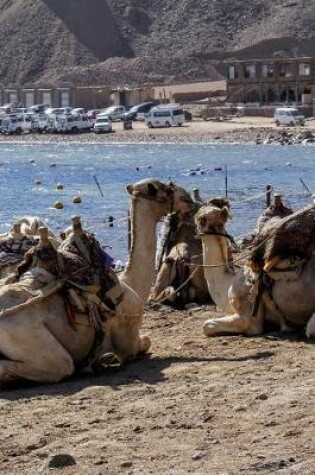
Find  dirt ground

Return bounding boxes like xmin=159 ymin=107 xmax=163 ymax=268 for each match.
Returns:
xmin=0 ymin=305 xmax=314 ymax=475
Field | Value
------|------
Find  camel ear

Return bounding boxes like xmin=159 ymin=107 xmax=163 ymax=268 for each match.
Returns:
xmin=126 ymin=184 xmax=133 ymax=195
xmin=147 ymin=182 xmax=158 ymax=196
xmin=221 ymin=206 xmax=230 ymax=222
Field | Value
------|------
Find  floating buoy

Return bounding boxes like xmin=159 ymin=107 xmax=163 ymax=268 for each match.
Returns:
xmin=73 ymin=196 xmax=82 ymax=204
xmin=29 ymin=159 xmax=35 ymax=164
xmin=56 ymin=183 xmax=64 ymax=190
xmin=214 ymin=166 xmax=222 ymax=171
xmin=50 ymin=163 xmax=56 ymax=167
xmin=54 ymin=201 xmax=64 ymax=209
xmin=34 ymin=180 xmax=42 ymax=185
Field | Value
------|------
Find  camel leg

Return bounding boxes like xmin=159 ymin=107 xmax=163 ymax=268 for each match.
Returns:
xmin=306 ymin=313 xmax=315 ymax=339
xmin=110 ymin=315 xmax=151 ymax=363
xmin=203 ymin=311 xmax=264 ymax=337
xmin=0 ymin=325 xmax=74 ymax=383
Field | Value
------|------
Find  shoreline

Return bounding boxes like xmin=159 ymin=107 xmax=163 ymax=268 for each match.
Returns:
xmin=0 ymin=117 xmax=314 ymax=145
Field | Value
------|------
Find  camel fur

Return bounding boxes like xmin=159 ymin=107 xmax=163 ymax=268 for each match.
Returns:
xmin=0 ymin=179 xmax=193 ymax=384
xmin=195 ymin=202 xmax=315 ymax=339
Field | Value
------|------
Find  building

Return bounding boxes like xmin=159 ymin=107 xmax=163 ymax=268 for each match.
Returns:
xmin=226 ymin=57 xmax=315 ymax=106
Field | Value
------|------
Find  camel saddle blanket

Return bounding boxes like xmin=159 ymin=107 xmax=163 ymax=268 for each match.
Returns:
xmin=263 ymin=205 xmax=315 ymax=262
xmin=58 ymin=233 xmax=124 ymax=308
xmin=0 ymin=236 xmax=38 ymax=268
xmin=251 ymin=205 xmax=315 ymax=268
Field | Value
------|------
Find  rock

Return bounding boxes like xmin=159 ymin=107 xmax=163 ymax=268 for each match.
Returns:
xmin=256 ymin=393 xmax=268 ymax=400
xmin=192 ymin=451 xmax=206 ymax=460
xmin=121 ymin=460 xmax=133 ymax=468
xmin=42 ymin=453 xmax=76 ymax=470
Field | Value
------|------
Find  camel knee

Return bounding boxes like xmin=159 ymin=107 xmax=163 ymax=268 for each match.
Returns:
xmin=45 ymin=355 xmax=75 ymax=383
xmin=306 ymin=314 xmax=315 ymax=339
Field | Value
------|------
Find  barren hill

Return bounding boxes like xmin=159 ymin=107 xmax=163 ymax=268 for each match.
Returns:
xmin=0 ymin=0 xmax=314 ymax=86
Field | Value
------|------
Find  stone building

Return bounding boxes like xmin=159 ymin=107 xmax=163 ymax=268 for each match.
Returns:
xmin=226 ymin=57 xmax=315 ymax=106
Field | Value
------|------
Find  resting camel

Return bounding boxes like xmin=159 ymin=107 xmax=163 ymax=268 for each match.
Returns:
xmin=0 ymin=218 xmax=57 ymax=281
xmin=195 ymin=202 xmax=315 ymax=338
xmin=0 ymin=179 xmax=193 ymax=384
xmin=151 ymin=208 xmax=210 ymax=306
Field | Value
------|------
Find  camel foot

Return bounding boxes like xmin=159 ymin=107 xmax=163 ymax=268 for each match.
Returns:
xmin=306 ymin=314 xmax=315 ymax=339
xmin=203 ymin=313 xmax=263 ymax=337
xmin=99 ymin=353 xmax=120 ymax=366
xmin=139 ymin=335 xmax=151 ymax=354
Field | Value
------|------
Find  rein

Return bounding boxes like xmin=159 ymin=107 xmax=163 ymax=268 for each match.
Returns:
xmin=199 ymin=230 xmax=238 ymax=249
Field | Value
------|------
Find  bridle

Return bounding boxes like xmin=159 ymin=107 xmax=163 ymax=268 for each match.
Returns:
xmin=199 ymin=230 xmax=239 ymax=249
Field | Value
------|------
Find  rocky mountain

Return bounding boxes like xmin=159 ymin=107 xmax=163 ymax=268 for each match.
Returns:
xmin=0 ymin=0 xmax=314 ymax=87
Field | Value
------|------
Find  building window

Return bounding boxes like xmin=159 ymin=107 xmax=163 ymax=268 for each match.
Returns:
xmin=279 ymin=63 xmax=293 ymax=77
xmin=262 ymin=64 xmax=274 ymax=77
xmin=299 ymin=63 xmax=310 ymax=76
xmin=228 ymin=65 xmax=238 ymax=80
xmin=60 ymin=91 xmax=70 ymax=107
xmin=244 ymin=64 xmax=256 ymax=78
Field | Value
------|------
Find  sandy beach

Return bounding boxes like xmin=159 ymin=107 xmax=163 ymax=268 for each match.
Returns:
xmin=0 ymin=117 xmax=314 ymax=144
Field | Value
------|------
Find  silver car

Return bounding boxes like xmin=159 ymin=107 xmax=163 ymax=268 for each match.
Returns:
xmin=93 ymin=117 xmax=112 ymax=133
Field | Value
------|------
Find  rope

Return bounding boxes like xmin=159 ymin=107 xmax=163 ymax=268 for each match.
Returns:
xmin=0 ymin=279 xmax=65 ymax=319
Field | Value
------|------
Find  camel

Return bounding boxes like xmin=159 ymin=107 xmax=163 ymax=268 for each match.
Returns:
xmin=151 ymin=209 xmax=210 ymax=306
xmin=194 ymin=202 xmax=315 ymax=339
xmin=0 ymin=179 xmax=194 ymax=384
xmin=0 ymin=217 xmax=57 ymax=281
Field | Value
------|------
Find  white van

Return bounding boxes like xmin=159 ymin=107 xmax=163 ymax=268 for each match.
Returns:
xmin=274 ymin=107 xmax=305 ymax=127
xmin=1 ymin=114 xmax=33 ymax=134
xmin=145 ymin=105 xmax=185 ymax=128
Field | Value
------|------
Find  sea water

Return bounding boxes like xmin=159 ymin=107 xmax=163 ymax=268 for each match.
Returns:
xmin=0 ymin=142 xmax=313 ymax=261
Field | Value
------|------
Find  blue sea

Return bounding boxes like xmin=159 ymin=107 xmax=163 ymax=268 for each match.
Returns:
xmin=0 ymin=142 xmax=313 ymax=261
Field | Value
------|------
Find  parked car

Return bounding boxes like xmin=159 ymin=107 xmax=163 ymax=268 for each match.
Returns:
xmin=93 ymin=117 xmax=112 ymax=134
xmin=71 ymin=108 xmax=85 ymax=115
xmin=98 ymin=106 xmax=125 ymax=121
xmin=46 ymin=114 xmax=93 ymax=133
xmin=1 ymin=114 xmax=33 ymax=134
xmin=45 ymin=107 xmax=73 ymax=116
xmin=122 ymin=102 xmax=155 ymax=121
xmin=274 ymin=107 xmax=305 ymax=126
xmin=145 ymin=104 xmax=185 ymax=128
xmin=87 ymin=109 xmax=101 ymax=121
xmin=27 ymin=104 xmax=49 ymax=114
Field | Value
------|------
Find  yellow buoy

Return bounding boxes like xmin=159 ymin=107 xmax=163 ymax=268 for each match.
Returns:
xmin=54 ymin=201 xmax=64 ymax=209
xmin=73 ymin=196 xmax=82 ymax=204
xmin=56 ymin=183 xmax=64 ymax=190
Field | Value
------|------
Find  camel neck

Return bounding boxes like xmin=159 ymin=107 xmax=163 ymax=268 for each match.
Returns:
xmin=121 ymin=199 xmax=158 ymax=303
xmin=201 ymin=234 xmax=234 ymax=312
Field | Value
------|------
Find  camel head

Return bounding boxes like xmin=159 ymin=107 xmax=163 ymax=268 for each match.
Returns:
xmin=195 ymin=202 xmax=231 ymax=235
xmin=126 ymin=179 xmax=195 ymax=217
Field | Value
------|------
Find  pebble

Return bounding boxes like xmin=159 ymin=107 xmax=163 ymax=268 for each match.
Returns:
xmin=42 ymin=454 xmax=76 ymax=470
xmin=256 ymin=393 xmax=268 ymax=400
xmin=192 ymin=451 xmax=206 ymax=461
xmin=121 ymin=461 xmax=133 ymax=468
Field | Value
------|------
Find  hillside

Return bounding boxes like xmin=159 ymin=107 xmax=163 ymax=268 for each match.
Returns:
xmin=0 ymin=0 xmax=314 ymax=87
